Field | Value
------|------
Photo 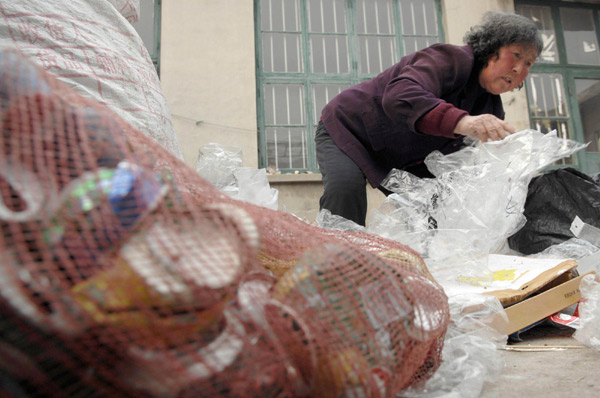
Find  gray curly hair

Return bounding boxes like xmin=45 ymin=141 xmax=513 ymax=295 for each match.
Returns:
xmin=464 ymin=11 xmax=543 ymax=70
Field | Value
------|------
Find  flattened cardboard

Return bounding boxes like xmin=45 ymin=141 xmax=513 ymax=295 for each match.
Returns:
xmin=482 ymin=259 xmax=578 ymax=307
xmin=503 ymin=272 xmax=595 ymax=335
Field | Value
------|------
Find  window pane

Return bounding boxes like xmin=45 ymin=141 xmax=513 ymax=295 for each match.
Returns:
xmin=264 ymin=84 xmax=307 ymax=169
xmin=263 ymin=84 xmax=305 ymax=125
xmin=355 ymin=0 xmax=397 ymax=74
xmin=560 ymin=7 xmax=600 ymax=66
xmin=516 ymin=5 xmax=557 ymax=63
xmin=359 ymin=36 xmax=396 ymax=74
xmin=261 ymin=0 xmax=300 ymax=31
xmin=266 ymin=127 xmax=308 ymax=169
xmin=262 ymin=33 xmax=303 ymax=73
xmin=312 ymin=83 xmax=350 ymax=121
xmin=356 ymin=0 xmax=394 ymax=34
xmin=399 ymin=0 xmax=438 ymax=36
xmin=307 ymin=0 xmax=346 ymax=33
xmin=575 ymin=78 xmax=600 ymax=153
xmin=526 ymin=73 xmax=568 ymax=118
xmin=308 ymin=0 xmax=349 ymax=74
xmin=310 ymin=35 xmax=350 ymax=73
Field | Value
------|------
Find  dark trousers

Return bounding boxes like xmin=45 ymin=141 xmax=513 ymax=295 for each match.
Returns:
xmin=315 ymin=121 xmax=372 ymax=226
xmin=315 ymin=120 xmax=433 ymax=226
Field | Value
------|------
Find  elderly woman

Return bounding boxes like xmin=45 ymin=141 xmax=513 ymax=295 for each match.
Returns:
xmin=316 ymin=11 xmax=543 ymax=226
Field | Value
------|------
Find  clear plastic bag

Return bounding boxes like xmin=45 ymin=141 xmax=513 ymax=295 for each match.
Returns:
xmin=315 ymin=208 xmax=368 ymax=233
xmin=195 ymin=143 xmax=244 ymax=190
xmin=196 ymin=143 xmax=279 ymax=209
xmin=400 ymin=293 xmax=507 ymax=398
xmin=233 ymin=167 xmax=279 ymax=210
xmin=573 ymin=274 xmax=600 ymax=350
xmin=368 ymin=129 xmax=586 ymax=279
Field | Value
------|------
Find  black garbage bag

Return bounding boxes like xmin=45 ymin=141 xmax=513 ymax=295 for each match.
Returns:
xmin=508 ymin=167 xmax=600 ymax=254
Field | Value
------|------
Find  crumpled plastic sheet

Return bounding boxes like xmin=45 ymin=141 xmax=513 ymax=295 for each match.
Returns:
xmin=233 ymin=167 xmax=279 ymax=210
xmin=196 ymin=143 xmax=244 ymax=190
xmin=368 ymin=129 xmax=586 ymax=281
xmin=196 ymin=143 xmax=279 ymax=210
xmin=400 ymin=294 xmax=507 ymax=398
xmin=315 ymin=208 xmax=368 ymax=233
xmin=574 ymin=274 xmax=600 ymax=350
xmin=528 ymin=237 xmax=599 ymax=263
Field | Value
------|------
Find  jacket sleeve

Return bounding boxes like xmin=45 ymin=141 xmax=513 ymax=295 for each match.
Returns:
xmin=381 ymin=44 xmax=473 ymax=138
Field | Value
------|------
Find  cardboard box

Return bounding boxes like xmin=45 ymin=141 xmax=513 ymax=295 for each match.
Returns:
xmin=503 ymin=271 xmax=595 ymax=335
xmin=483 ymin=258 xmax=578 ymax=307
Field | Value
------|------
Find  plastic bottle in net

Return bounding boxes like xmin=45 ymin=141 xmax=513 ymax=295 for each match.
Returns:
xmin=0 ymin=48 xmax=450 ymax=398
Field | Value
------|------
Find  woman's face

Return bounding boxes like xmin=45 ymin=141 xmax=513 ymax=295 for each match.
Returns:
xmin=479 ymin=44 xmax=538 ymax=95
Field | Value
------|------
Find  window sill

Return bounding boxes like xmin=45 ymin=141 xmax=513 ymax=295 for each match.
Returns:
xmin=267 ymin=173 xmax=322 ymax=183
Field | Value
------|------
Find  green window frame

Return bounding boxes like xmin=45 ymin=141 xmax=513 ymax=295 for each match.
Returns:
xmin=255 ymin=0 xmax=444 ymax=173
xmin=517 ymin=0 xmax=600 ymax=174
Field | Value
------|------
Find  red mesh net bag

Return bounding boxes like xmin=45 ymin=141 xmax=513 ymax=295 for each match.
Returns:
xmin=0 ymin=49 xmax=449 ymax=398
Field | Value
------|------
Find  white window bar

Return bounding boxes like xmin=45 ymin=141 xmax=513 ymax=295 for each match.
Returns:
xmin=321 ymin=37 xmax=327 ymax=73
xmin=283 ymin=35 xmax=289 ymax=72
xmin=268 ymin=0 xmax=273 ymax=30
xmin=555 ymin=77 xmax=564 ymax=116
xmin=288 ymin=129 xmax=292 ymax=167
xmin=320 ymin=0 xmax=325 ymax=32
xmin=299 ymin=86 xmax=304 ymax=124
xmin=530 ymin=76 xmax=538 ymax=115
xmin=319 ymin=0 xmax=326 ymax=73
xmin=378 ymin=38 xmax=383 ymax=71
xmin=332 ymin=4 xmax=340 ymax=73
xmin=281 ymin=0 xmax=286 ymax=31
xmin=333 ymin=0 xmax=339 ymax=32
xmin=560 ymin=122 xmax=568 ymax=140
xmin=269 ymin=35 xmax=275 ymax=71
xmin=387 ymin=1 xmax=393 ymax=35
xmin=375 ymin=1 xmax=380 ymax=34
xmin=540 ymin=76 xmax=549 ymax=118
xmin=286 ymin=86 xmax=291 ymax=124
xmin=274 ymin=128 xmax=279 ymax=169
xmin=550 ymin=76 xmax=559 ymax=116
xmin=422 ymin=1 xmax=429 ymax=35
xmin=302 ymin=129 xmax=307 ymax=168
xmin=409 ymin=1 xmax=416 ymax=35
xmin=335 ymin=35 xmax=341 ymax=73
xmin=365 ymin=39 xmax=372 ymax=73
xmin=297 ymin=36 xmax=301 ymax=71
xmin=271 ymin=86 xmax=277 ymax=124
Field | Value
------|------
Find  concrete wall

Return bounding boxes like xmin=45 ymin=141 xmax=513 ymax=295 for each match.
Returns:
xmin=160 ymin=0 xmax=258 ymax=169
xmin=160 ymin=0 xmax=530 ymax=224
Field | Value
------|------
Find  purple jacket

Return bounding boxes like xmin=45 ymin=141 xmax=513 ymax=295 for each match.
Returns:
xmin=321 ymin=44 xmax=504 ymax=187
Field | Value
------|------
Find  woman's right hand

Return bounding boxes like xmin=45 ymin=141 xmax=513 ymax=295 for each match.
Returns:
xmin=453 ymin=114 xmax=515 ymax=142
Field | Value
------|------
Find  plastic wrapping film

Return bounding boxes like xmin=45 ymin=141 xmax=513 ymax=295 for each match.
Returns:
xmin=0 ymin=49 xmax=449 ymax=398
xmin=369 ymin=130 xmax=586 ymax=284
xmin=574 ymin=274 xmax=600 ymax=350
xmin=196 ymin=143 xmax=279 ymax=210
xmin=400 ymin=294 xmax=507 ymax=398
